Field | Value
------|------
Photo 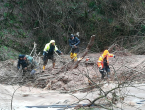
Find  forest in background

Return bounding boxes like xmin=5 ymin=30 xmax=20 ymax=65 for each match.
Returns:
xmin=0 ymin=0 xmax=145 ymax=60
xmin=1 ymin=1 xmax=145 ymax=109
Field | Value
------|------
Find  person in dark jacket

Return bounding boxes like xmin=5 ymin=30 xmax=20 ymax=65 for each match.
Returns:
xmin=69 ymin=34 xmax=80 ymax=62
xmin=17 ymin=55 xmax=27 ymax=70
xmin=43 ymin=40 xmax=62 ymax=71
xmin=17 ymin=54 xmax=39 ymax=75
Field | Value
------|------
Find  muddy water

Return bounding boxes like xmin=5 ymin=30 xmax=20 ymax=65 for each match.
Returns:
xmin=0 ymin=83 xmax=145 ymax=110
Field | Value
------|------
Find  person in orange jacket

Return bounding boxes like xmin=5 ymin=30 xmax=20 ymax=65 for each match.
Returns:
xmin=97 ymin=50 xmax=115 ymax=79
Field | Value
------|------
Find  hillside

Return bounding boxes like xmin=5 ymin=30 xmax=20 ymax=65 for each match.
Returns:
xmin=1 ymin=0 xmax=145 ymax=109
xmin=1 ymin=0 xmax=145 ymax=61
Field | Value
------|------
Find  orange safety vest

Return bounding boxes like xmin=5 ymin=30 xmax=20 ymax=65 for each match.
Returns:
xmin=97 ymin=50 xmax=114 ymax=68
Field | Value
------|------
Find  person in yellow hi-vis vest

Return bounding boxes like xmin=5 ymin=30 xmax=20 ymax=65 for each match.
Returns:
xmin=69 ymin=34 xmax=80 ymax=62
xmin=42 ymin=40 xmax=63 ymax=71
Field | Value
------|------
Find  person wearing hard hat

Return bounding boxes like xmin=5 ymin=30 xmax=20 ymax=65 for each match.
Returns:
xmin=42 ymin=40 xmax=62 ymax=71
xmin=97 ymin=50 xmax=115 ymax=79
xmin=69 ymin=34 xmax=80 ymax=62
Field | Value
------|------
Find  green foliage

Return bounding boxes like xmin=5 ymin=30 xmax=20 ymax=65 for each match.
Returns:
xmin=3 ymin=12 xmax=8 ymax=18
xmin=56 ymin=1 xmax=63 ymax=5
xmin=111 ymin=1 xmax=121 ymax=11
xmin=3 ymin=46 xmax=8 ymax=50
xmin=12 ymin=29 xmax=29 ymax=38
xmin=0 ymin=32 xmax=4 ymax=37
xmin=34 ymin=20 xmax=39 ymax=28
xmin=4 ymin=3 xmax=9 ymax=7
xmin=10 ymin=20 xmax=14 ymax=24
xmin=3 ymin=29 xmax=8 ymax=34
xmin=88 ymin=1 xmax=96 ymax=8
xmin=0 ymin=46 xmax=20 ymax=60
xmin=1 ymin=0 xmax=145 ymax=55
xmin=136 ymin=25 xmax=145 ymax=36
xmin=141 ymin=25 xmax=145 ymax=32
xmin=17 ymin=0 xmax=27 ymax=8
xmin=19 ymin=13 xmax=23 ymax=17
xmin=129 ymin=18 xmax=134 ymax=24
xmin=108 ymin=18 xmax=113 ymax=24
xmin=4 ymin=3 xmax=14 ymax=8
xmin=63 ymin=36 xmax=67 ymax=44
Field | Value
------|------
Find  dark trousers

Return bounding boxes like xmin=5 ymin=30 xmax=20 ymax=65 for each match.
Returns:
xmin=99 ymin=65 xmax=110 ymax=79
xmin=71 ymin=48 xmax=79 ymax=53
xmin=43 ymin=55 xmax=55 ymax=66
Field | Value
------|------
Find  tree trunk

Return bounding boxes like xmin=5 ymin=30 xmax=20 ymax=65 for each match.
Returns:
xmin=71 ymin=35 xmax=95 ymax=69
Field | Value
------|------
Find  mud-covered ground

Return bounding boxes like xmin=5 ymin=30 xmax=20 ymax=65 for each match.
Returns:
xmin=1 ymin=53 xmax=145 ymax=110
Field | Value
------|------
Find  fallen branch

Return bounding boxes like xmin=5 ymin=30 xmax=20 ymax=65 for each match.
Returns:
xmin=71 ymin=35 xmax=95 ymax=69
xmin=53 ymin=35 xmax=95 ymax=74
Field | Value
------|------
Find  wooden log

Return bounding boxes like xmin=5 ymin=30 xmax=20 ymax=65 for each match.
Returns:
xmin=53 ymin=35 xmax=95 ymax=74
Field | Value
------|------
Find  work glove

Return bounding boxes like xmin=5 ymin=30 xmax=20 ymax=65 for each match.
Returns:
xmin=114 ymin=55 xmax=115 ymax=58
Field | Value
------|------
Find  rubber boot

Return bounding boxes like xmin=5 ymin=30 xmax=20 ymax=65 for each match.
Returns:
xmin=43 ymin=65 xmax=45 ymax=71
xmin=70 ymin=53 xmax=73 ymax=59
xmin=70 ymin=53 xmax=74 ymax=62
xmin=73 ymin=53 xmax=77 ymax=62
xmin=53 ymin=63 xmax=55 ymax=68
xmin=101 ymin=73 xmax=105 ymax=79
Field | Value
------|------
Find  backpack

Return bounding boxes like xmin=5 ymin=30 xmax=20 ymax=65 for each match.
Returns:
xmin=25 ymin=55 xmax=33 ymax=63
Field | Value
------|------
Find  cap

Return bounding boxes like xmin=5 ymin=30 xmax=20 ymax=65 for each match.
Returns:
xmin=50 ymin=40 xmax=55 ymax=43
xmin=70 ymin=34 xmax=74 ymax=38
